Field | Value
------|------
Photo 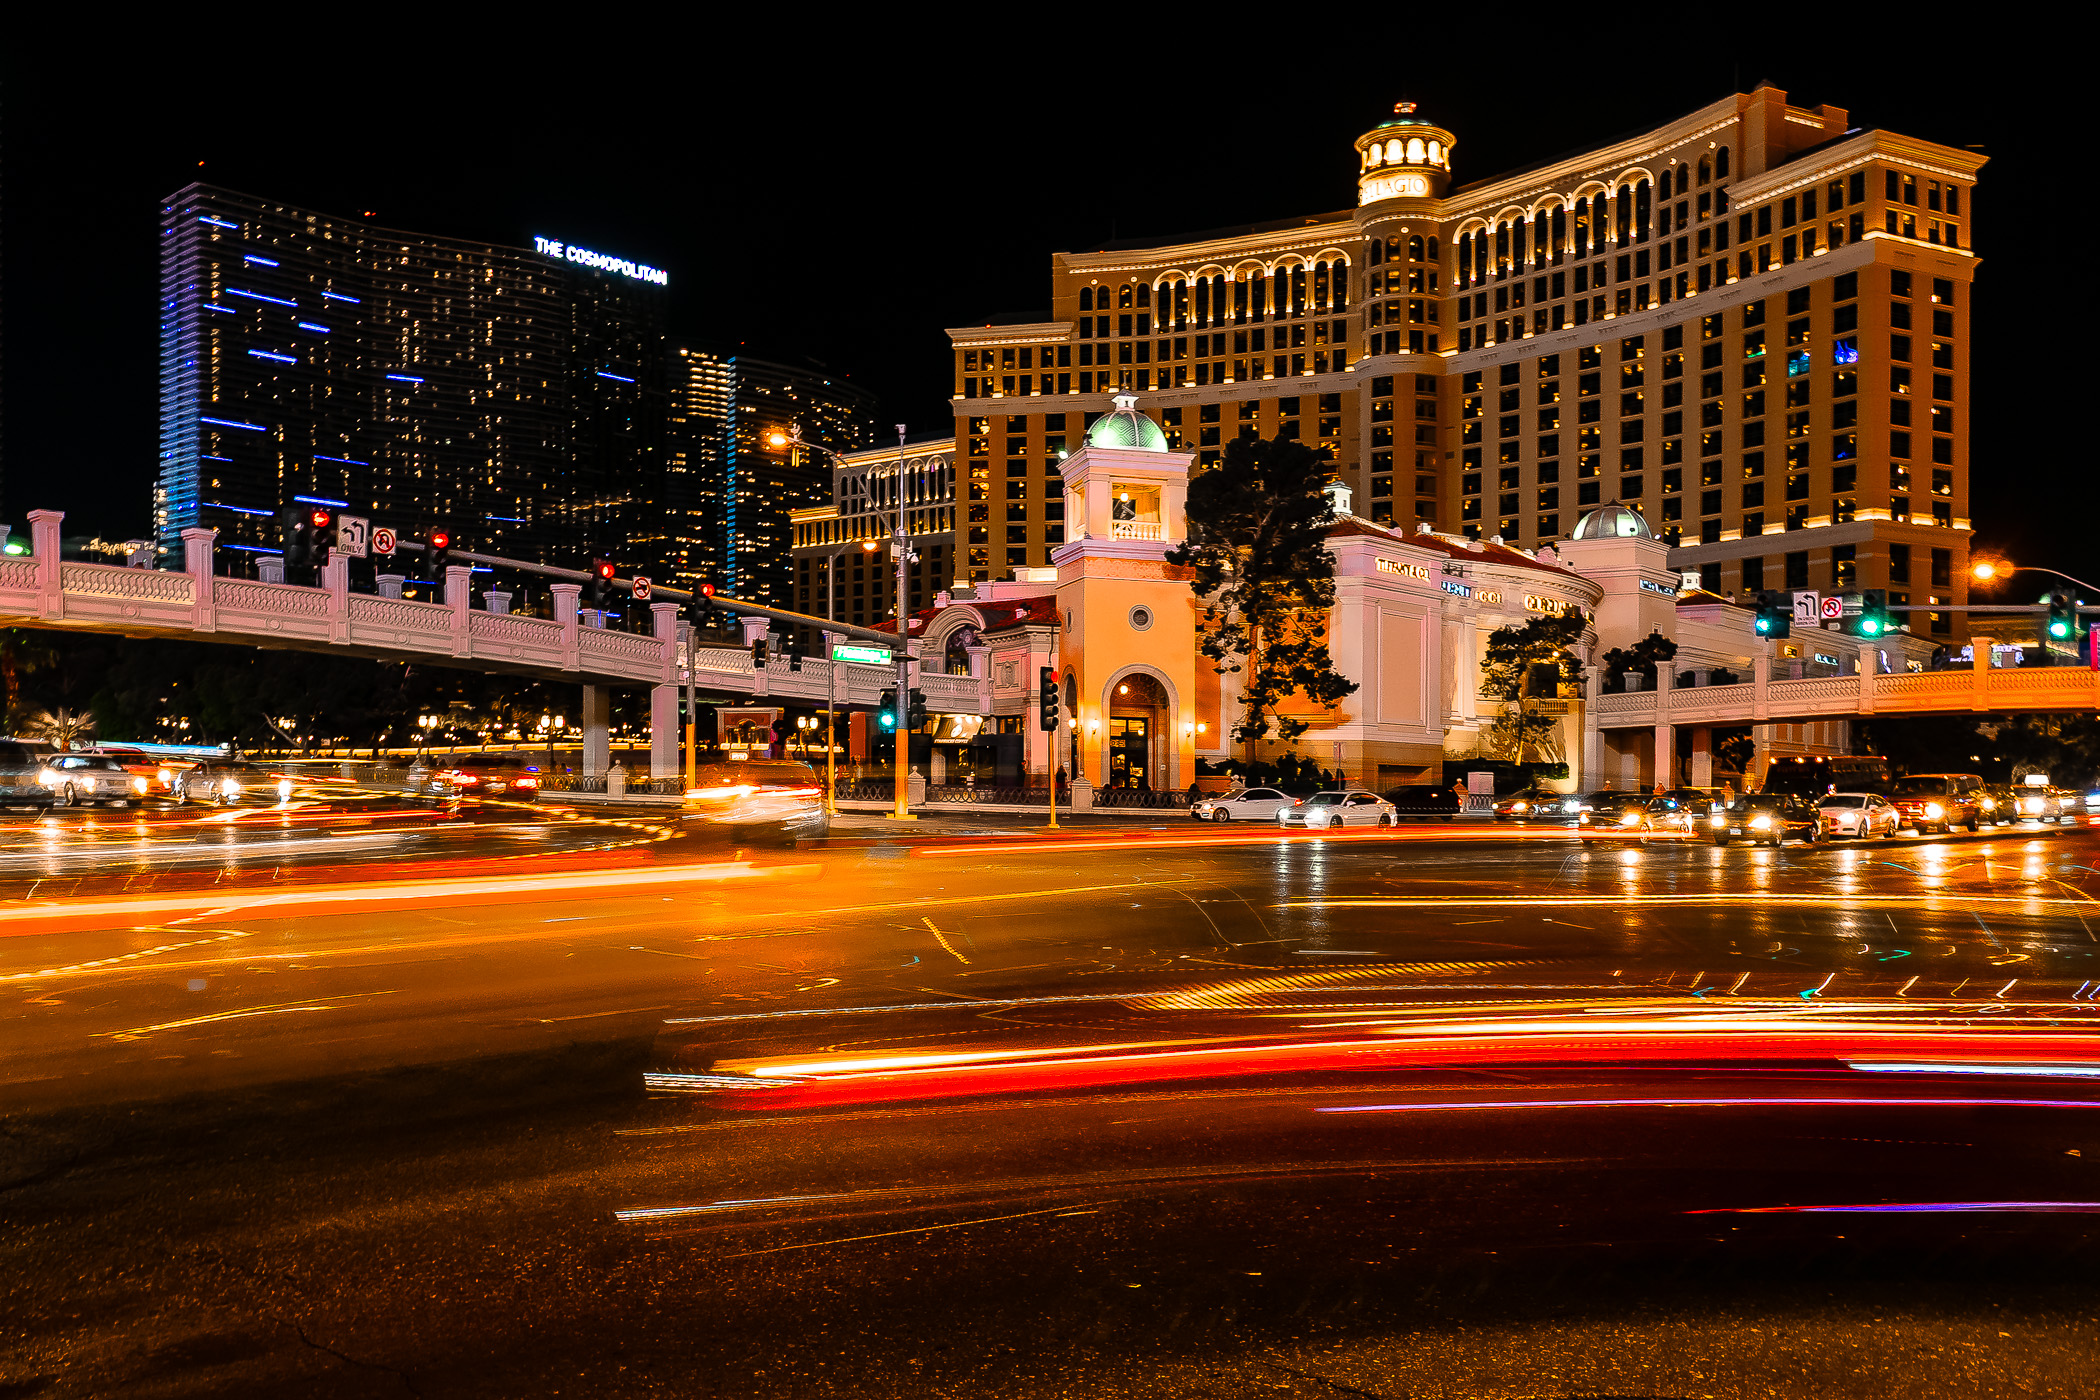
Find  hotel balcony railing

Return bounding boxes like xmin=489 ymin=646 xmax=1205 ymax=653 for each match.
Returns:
xmin=1109 ymin=520 xmax=1163 ymax=541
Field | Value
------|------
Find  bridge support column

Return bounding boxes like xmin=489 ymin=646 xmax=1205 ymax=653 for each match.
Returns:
xmin=649 ymin=685 xmax=679 ymax=780
xmin=1652 ymin=664 xmax=1674 ymax=790
xmin=1580 ymin=662 xmax=1602 ymax=790
xmin=1688 ymin=727 xmax=1712 ymax=788
xmin=581 ymin=685 xmax=610 ymax=778
xmin=181 ymin=525 xmax=217 ymax=632
xmin=1971 ymin=634 xmax=1993 ymax=711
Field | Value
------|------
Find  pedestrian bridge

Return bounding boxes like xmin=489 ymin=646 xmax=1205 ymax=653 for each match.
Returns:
xmin=1593 ymin=659 xmax=2100 ymax=730
xmin=0 ymin=510 xmax=989 ymax=720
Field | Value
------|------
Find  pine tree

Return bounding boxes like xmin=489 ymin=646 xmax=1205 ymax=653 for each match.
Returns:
xmin=1167 ymin=433 xmax=1358 ymax=761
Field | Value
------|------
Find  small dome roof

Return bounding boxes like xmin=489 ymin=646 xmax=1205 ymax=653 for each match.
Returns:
xmin=1086 ymin=393 xmax=1168 ymax=452
xmin=1570 ymin=502 xmax=1654 ymax=540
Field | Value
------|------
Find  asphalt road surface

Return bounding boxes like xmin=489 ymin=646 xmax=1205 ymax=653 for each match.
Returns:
xmin=5 ymin=804 xmax=2098 ymax=1397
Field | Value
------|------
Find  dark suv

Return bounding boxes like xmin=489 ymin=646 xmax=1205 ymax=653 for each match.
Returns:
xmin=1712 ymin=793 xmax=1823 ymax=847
xmin=1889 ymin=773 xmax=1984 ymax=834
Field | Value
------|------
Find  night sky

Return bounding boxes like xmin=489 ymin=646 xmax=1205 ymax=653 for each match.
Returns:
xmin=2 ymin=40 xmax=2079 ymax=580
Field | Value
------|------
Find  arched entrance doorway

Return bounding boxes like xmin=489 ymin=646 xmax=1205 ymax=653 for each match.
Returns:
xmin=1105 ymin=672 xmax=1171 ymax=791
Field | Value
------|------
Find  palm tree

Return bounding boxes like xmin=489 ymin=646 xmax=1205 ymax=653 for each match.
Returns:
xmin=21 ymin=707 xmax=96 ymax=749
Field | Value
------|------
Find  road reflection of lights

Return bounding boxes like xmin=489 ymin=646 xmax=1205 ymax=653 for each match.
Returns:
xmin=615 ymin=1193 xmax=856 ymax=1222
xmin=1845 ymin=1060 xmax=2100 ymax=1078
xmin=1319 ymin=1096 xmax=2100 ymax=1116
xmin=1688 ymin=1201 xmax=2100 ymax=1215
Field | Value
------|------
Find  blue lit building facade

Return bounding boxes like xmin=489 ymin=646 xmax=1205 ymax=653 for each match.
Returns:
xmin=155 ymin=185 xmax=674 ymax=580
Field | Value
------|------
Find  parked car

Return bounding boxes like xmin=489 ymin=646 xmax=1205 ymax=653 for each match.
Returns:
xmin=1711 ymin=793 xmax=1824 ymax=846
xmin=177 ymin=760 xmax=294 ymax=806
xmin=1889 ymin=773 xmax=1986 ymax=834
xmin=683 ymin=760 xmax=828 ymax=844
xmin=429 ymin=753 xmax=543 ymax=800
xmin=0 ymin=740 xmax=57 ymax=810
xmin=38 ymin=754 xmax=147 ymax=807
xmin=1492 ymin=791 xmax=1572 ymax=823
xmin=2011 ymin=785 xmax=2081 ymax=824
xmin=1189 ymin=787 xmax=1296 ymax=822
xmin=1817 ymin=791 xmax=1901 ymax=839
xmin=1382 ymin=785 xmax=1461 ymax=821
xmin=1278 ymin=790 xmax=1397 ymax=829
xmin=1579 ymin=793 xmax=1700 ymax=835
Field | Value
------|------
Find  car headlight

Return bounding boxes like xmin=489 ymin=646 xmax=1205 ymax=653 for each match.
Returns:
xmin=277 ymin=779 xmax=294 ymax=801
xmin=158 ymin=768 xmax=173 ymax=785
xmin=1981 ymin=799 xmax=1996 ymax=811
xmin=1749 ymin=814 xmax=1773 ymax=829
xmin=223 ymin=779 xmax=243 ymax=796
xmin=37 ymin=771 xmax=56 ymax=786
xmin=133 ymin=776 xmax=148 ymax=793
xmin=1620 ymin=810 xmax=1643 ymax=826
xmin=1511 ymin=801 xmax=1528 ymax=812
xmin=2020 ymin=799 xmax=2040 ymax=814
xmin=1924 ymin=803 xmax=1943 ymax=819
xmin=1711 ymin=812 xmax=1726 ymax=826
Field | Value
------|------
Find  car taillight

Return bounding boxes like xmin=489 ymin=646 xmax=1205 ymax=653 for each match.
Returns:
xmin=454 ymin=773 xmax=480 ymax=784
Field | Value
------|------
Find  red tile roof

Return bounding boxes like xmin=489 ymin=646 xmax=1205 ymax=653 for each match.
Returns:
xmin=1329 ymin=517 xmax=1588 ymax=581
xmin=875 ymin=594 xmax=1062 ymax=635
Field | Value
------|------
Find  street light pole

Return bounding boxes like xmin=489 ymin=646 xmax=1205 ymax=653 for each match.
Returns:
xmin=889 ymin=423 xmax=913 ymax=821
xmin=1974 ymin=562 xmax=2100 ymax=594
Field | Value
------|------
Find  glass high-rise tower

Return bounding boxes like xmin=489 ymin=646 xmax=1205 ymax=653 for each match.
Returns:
xmin=155 ymin=184 xmax=672 ymax=579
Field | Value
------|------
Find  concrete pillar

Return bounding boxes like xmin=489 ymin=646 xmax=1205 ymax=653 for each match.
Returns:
xmin=181 ymin=525 xmax=217 ymax=631
xmin=552 ymin=583 xmax=582 ymax=672
xmin=377 ymin=575 xmax=404 ymax=599
xmin=965 ymin=644 xmax=990 ymax=679
xmin=1751 ymin=646 xmax=1771 ymax=722
xmin=1970 ymin=634 xmax=1993 ymax=712
xmin=259 ymin=557 xmax=286 ymax=584
xmin=1689 ymin=727 xmax=1713 ymax=787
xmin=1652 ymin=662 xmax=1674 ymax=791
xmin=739 ymin=614 xmax=769 ymax=646
xmin=581 ymin=685 xmax=610 ymax=778
xmin=444 ymin=564 xmax=473 ymax=609
xmin=485 ymin=590 xmax=512 ymax=615
xmin=649 ymin=684 xmax=678 ymax=779
xmin=1858 ymin=642 xmax=1878 ymax=715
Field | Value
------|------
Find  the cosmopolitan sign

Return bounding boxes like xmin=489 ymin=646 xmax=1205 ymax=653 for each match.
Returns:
xmin=532 ymin=237 xmax=668 ymax=286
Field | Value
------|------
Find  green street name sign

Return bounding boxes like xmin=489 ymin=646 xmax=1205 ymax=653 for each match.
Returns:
xmin=831 ymin=643 xmax=894 ymax=665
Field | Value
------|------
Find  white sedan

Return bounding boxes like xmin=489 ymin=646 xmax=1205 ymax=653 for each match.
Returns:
xmin=1818 ymin=791 xmax=1901 ymax=839
xmin=1190 ymin=787 xmax=1296 ymax=822
xmin=1278 ymin=790 xmax=1397 ymax=829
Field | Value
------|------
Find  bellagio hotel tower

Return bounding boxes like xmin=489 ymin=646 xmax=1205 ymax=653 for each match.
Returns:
xmin=947 ymin=84 xmax=1984 ymax=635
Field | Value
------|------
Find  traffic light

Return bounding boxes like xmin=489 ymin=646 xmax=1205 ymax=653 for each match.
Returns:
xmin=587 ymin=558 xmax=615 ymax=609
xmin=1039 ymin=666 xmax=1060 ymax=732
xmin=2047 ymin=588 xmax=2077 ymax=642
xmin=428 ymin=529 xmax=451 ymax=572
xmin=1754 ymin=590 xmax=1791 ymax=639
xmin=281 ymin=506 xmax=312 ymax=568
xmin=751 ymin=635 xmax=770 ymax=668
xmin=876 ymin=688 xmax=898 ymax=730
xmin=1856 ymin=588 xmax=1889 ymax=638
xmin=908 ymin=688 xmax=928 ymax=729
xmin=686 ymin=582 xmax=717 ymax=633
xmin=307 ymin=507 xmax=336 ymax=560
xmin=786 ymin=639 xmax=803 ymax=672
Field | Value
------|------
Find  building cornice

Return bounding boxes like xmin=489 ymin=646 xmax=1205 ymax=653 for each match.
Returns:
xmin=947 ymin=321 xmax=1072 ymax=346
xmin=1726 ymin=130 xmax=1988 ymax=207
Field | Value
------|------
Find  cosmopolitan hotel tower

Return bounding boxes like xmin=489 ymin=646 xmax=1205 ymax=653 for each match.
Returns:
xmin=155 ymin=185 xmax=687 ymax=583
xmin=924 ymin=85 xmax=1983 ymax=636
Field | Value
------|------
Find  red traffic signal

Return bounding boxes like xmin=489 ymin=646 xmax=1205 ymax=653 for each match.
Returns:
xmin=429 ymin=529 xmax=451 ymax=550
xmin=594 ymin=559 xmax=616 ymax=581
xmin=309 ymin=508 xmax=334 ymax=529
xmin=699 ymin=582 xmax=716 ymax=597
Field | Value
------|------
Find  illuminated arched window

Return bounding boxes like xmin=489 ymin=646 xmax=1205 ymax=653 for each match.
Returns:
xmin=1428 ymin=141 xmax=1443 ymax=165
xmin=1385 ymin=139 xmax=1404 ymax=163
xmin=1367 ymin=144 xmax=1382 ymax=167
xmin=1407 ymin=235 xmax=1424 ymax=261
xmin=1407 ymin=137 xmax=1426 ymax=163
